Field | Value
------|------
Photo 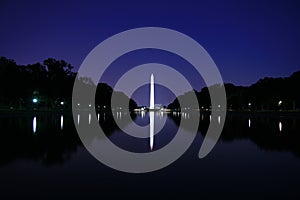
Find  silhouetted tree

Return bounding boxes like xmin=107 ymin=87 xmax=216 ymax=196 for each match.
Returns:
xmin=168 ymin=71 xmax=300 ymax=111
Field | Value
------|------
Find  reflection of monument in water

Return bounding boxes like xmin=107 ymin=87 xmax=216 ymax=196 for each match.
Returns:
xmin=150 ymin=111 xmax=154 ymax=150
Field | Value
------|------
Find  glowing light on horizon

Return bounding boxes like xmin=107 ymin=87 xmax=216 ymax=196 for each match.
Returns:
xmin=32 ymin=98 xmax=38 ymax=103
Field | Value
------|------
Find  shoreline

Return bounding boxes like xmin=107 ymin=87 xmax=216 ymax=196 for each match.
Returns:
xmin=1 ymin=108 xmax=300 ymax=116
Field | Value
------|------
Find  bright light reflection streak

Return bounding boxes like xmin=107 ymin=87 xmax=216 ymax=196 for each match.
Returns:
xmin=89 ymin=113 xmax=91 ymax=125
xmin=248 ymin=119 xmax=251 ymax=128
xmin=141 ymin=111 xmax=145 ymax=118
xmin=77 ymin=114 xmax=80 ymax=125
xmin=33 ymin=116 xmax=36 ymax=133
xmin=60 ymin=115 xmax=63 ymax=130
xmin=279 ymin=122 xmax=282 ymax=132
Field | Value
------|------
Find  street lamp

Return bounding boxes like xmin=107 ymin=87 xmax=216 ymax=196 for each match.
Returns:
xmin=278 ymin=100 xmax=283 ymax=111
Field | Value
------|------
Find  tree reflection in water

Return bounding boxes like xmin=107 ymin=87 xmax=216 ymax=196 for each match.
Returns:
xmin=0 ymin=111 xmax=136 ymax=166
xmin=0 ymin=111 xmax=300 ymax=166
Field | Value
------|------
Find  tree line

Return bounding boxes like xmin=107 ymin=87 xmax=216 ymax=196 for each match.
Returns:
xmin=0 ymin=57 xmax=137 ymax=110
xmin=168 ymin=70 xmax=300 ymax=111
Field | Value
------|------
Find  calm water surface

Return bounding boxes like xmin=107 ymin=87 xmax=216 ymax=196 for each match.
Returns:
xmin=0 ymin=111 xmax=300 ymax=199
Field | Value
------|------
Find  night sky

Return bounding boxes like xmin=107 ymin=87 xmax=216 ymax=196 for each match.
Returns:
xmin=1 ymin=0 xmax=300 ymax=105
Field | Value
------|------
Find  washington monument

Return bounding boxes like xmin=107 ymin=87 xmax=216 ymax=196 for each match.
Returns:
xmin=150 ymin=73 xmax=155 ymax=110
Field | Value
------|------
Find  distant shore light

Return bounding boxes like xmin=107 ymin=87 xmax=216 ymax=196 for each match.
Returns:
xmin=60 ymin=101 xmax=64 ymax=105
xmin=32 ymin=98 xmax=38 ymax=103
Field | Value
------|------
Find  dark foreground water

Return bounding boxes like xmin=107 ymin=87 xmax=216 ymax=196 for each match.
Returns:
xmin=0 ymin=111 xmax=300 ymax=199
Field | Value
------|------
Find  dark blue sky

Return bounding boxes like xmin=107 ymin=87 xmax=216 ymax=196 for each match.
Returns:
xmin=1 ymin=0 xmax=300 ymax=105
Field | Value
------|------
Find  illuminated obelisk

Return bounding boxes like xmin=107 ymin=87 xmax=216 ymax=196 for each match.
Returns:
xmin=150 ymin=73 xmax=155 ymax=110
xmin=149 ymin=73 xmax=154 ymax=150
